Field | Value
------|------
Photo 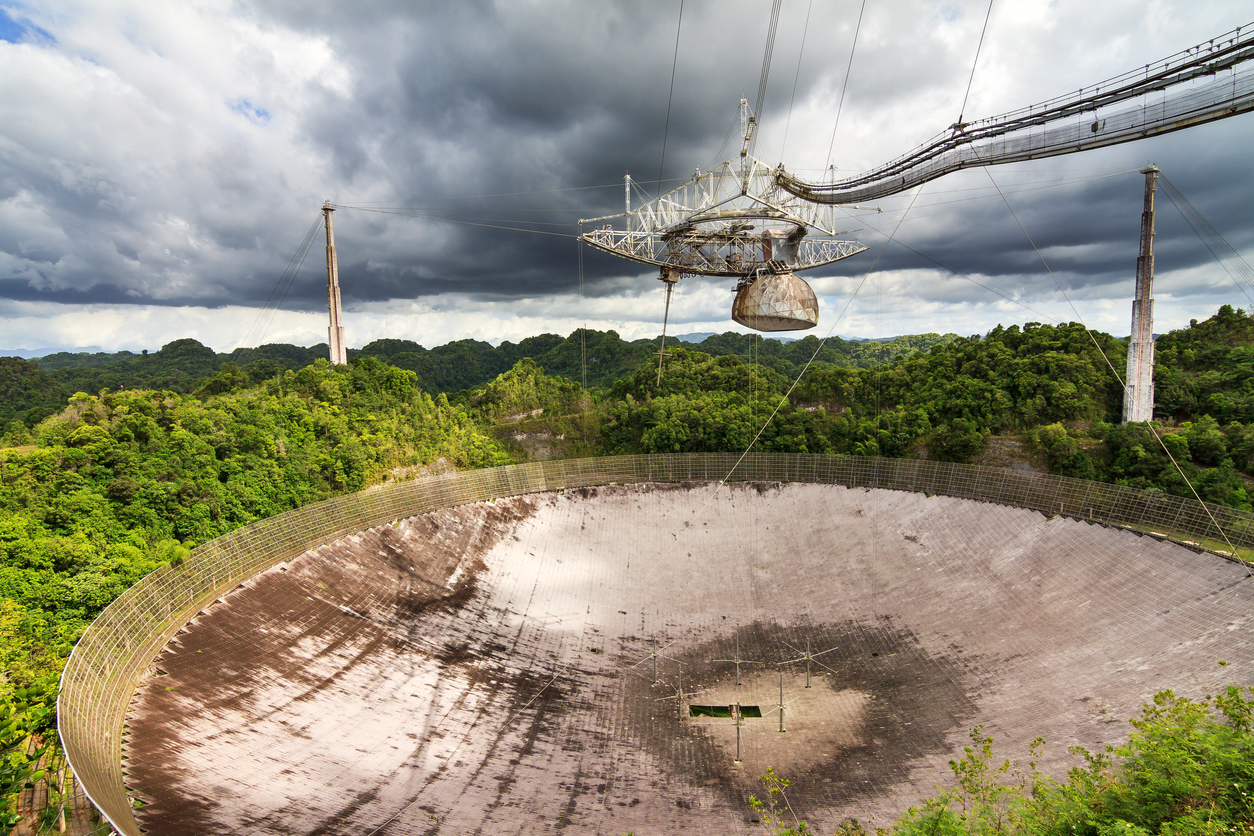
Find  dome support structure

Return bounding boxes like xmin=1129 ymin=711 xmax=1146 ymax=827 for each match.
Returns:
xmin=579 ymin=99 xmax=869 ymax=334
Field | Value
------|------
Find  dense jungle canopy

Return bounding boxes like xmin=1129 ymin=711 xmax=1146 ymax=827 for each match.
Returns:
xmin=1 ymin=305 xmax=1252 ymax=832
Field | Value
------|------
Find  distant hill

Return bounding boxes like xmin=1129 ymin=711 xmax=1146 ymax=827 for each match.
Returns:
xmin=1 ymin=328 xmax=956 ymax=429
xmin=0 ymin=345 xmax=106 ymax=359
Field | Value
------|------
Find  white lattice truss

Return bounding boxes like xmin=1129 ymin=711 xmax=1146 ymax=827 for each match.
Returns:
xmin=580 ymin=154 xmax=868 ymax=277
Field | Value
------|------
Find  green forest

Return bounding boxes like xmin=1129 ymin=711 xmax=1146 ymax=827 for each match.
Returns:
xmin=1 ymin=305 xmax=1252 ymax=831
xmin=1 ymin=327 xmax=955 ymax=429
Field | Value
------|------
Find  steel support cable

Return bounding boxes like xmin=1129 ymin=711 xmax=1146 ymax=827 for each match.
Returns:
xmin=710 ymin=106 xmax=745 ymax=172
xmin=957 ymin=0 xmax=995 ymax=128
xmin=780 ymin=0 xmax=815 ymax=162
xmin=881 ymin=233 xmax=1062 ymax=323
xmin=1161 ymin=176 xmax=1254 ymax=286
xmin=869 ymin=37 xmax=1254 ymax=185
xmin=888 ymin=167 xmax=1137 ymax=204
xmin=349 ymin=213 xmax=576 ymax=228
xmin=825 ymin=0 xmax=867 ymax=169
xmin=796 ymin=67 xmax=1254 ymax=203
xmin=782 ymin=23 xmax=1254 ymax=204
xmin=656 ymin=0 xmax=685 ymax=198
xmin=234 ymin=212 xmax=323 ymax=352
xmin=976 ymin=158 xmax=1239 ymax=556
xmin=337 ymin=207 xmax=611 ymax=216
xmin=622 ymin=182 xmax=930 ymax=605
xmin=578 ymin=221 xmax=587 ymax=391
xmin=343 ymin=182 xmax=627 ymax=205
xmin=749 ymin=0 xmax=784 ymax=160
xmin=338 ymin=205 xmax=576 ymax=228
xmin=338 ymin=206 xmax=578 ymax=239
xmin=836 ymin=167 xmax=1138 ymax=229
xmin=1158 ymin=175 xmax=1254 ymax=307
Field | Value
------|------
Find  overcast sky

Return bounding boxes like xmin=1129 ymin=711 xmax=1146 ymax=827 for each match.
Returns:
xmin=2 ymin=0 xmax=1252 ymax=355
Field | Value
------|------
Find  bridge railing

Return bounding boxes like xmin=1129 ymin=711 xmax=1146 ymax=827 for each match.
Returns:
xmin=57 ymin=453 xmax=1254 ymax=835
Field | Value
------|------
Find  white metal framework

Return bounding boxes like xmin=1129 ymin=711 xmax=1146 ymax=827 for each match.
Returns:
xmin=579 ymin=100 xmax=869 ymax=280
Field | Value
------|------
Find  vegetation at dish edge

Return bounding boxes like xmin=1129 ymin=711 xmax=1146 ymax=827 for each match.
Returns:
xmin=770 ymin=687 xmax=1254 ymax=836
xmin=0 ymin=357 xmax=511 ymax=825
xmin=0 ymin=305 xmax=1251 ymax=828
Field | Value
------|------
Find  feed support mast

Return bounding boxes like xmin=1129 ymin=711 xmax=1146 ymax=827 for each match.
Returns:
xmin=323 ymin=200 xmax=348 ymax=365
xmin=1122 ymin=165 xmax=1159 ymax=424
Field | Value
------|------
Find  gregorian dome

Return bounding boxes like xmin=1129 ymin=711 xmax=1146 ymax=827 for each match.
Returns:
xmin=731 ymin=270 xmax=820 ymax=331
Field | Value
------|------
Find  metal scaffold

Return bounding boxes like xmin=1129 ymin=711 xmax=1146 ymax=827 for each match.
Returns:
xmin=579 ymin=99 xmax=869 ymax=333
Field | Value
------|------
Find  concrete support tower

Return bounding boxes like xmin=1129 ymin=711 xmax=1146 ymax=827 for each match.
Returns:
xmin=1122 ymin=165 xmax=1159 ymax=424
xmin=323 ymin=201 xmax=348 ymax=365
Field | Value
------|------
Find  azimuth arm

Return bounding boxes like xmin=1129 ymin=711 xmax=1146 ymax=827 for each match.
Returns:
xmin=776 ymin=23 xmax=1254 ymax=204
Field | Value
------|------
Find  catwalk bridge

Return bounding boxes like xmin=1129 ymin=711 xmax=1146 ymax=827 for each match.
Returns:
xmin=776 ymin=23 xmax=1254 ymax=204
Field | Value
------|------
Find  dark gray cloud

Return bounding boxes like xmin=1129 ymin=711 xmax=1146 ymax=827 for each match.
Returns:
xmin=1 ymin=0 xmax=1252 ymax=352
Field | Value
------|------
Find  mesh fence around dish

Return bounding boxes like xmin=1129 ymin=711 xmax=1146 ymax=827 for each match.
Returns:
xmin=57 ymin=453 xmax=1254 ymax=835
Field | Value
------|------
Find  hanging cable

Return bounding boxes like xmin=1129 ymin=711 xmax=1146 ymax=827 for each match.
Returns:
xmin=830 ymin=203 xmax=1065 ymax=324
xmin=956 ymin=0 xmax=995 ymax=128
xmin=337 ymin=206 xmax=577 ymax=239
xmin=656 ymin=277 xmax=676 ymax=388
xmin=780 ymin=0 xmax=815 ymax=162
xmin=748 ymin=0 xmax=784 ymax=159
xmin=656 ymin=0 xmax=685 ymax=197
xmin=976 ymin=158 xmax=1239 ymax=557
xmin=578 ymin=221 xmax=587 ymax=392
xmin=1158 ymin=175 xmax=1254 ymax=306
xmin=622 ymin=182 xmax=931 ymax=605
xmin=233 ymin=212 xmax=323 ymax=353
xmin=825 ymin=0 xmax=867 ymax=169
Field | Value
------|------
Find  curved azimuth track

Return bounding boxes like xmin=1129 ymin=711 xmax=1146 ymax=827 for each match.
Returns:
xmin=776 ymin=22 xmax=1254 ymax=204
xmin=120 ymin=481 xmax=1254 ymax=836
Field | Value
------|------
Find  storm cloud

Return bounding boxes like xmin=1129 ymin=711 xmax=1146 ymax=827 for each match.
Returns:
xmin=1 ymin=0 xmax=1251 ymax=352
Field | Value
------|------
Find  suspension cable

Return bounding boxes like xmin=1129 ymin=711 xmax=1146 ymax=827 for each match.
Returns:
xmin=788 ymin=21 xmax=1254 ymax=203
xmin=656 ymin=0 xmax=685 ymax=197
xmin=748 ymin=0 xmax=784 ymax=160
xmin=780 ymin=0 xmax=815 ymax=162
xmin=976 ymin=158 xmax=1239 ymax=557
xmin=622 ymin=181 xmax=930 ymax=603
xmin=1158 ymin=175 xmax=1254 ymax=307
xmin=825 ymin=0 xmax=867 ymax=169
xmin=957 ymin=0 xmax=995 ymax=128
xmin=578 ymin=221 xmax=587 ymax=391
xmin=337 ymin=206 xmax=577 ymax=239
xmin=233 ymin=212 xmax=323 ymax=352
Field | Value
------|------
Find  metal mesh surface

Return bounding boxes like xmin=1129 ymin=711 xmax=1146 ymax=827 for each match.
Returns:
xmin=57 ymin=454 xmax=1254 ymax=835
